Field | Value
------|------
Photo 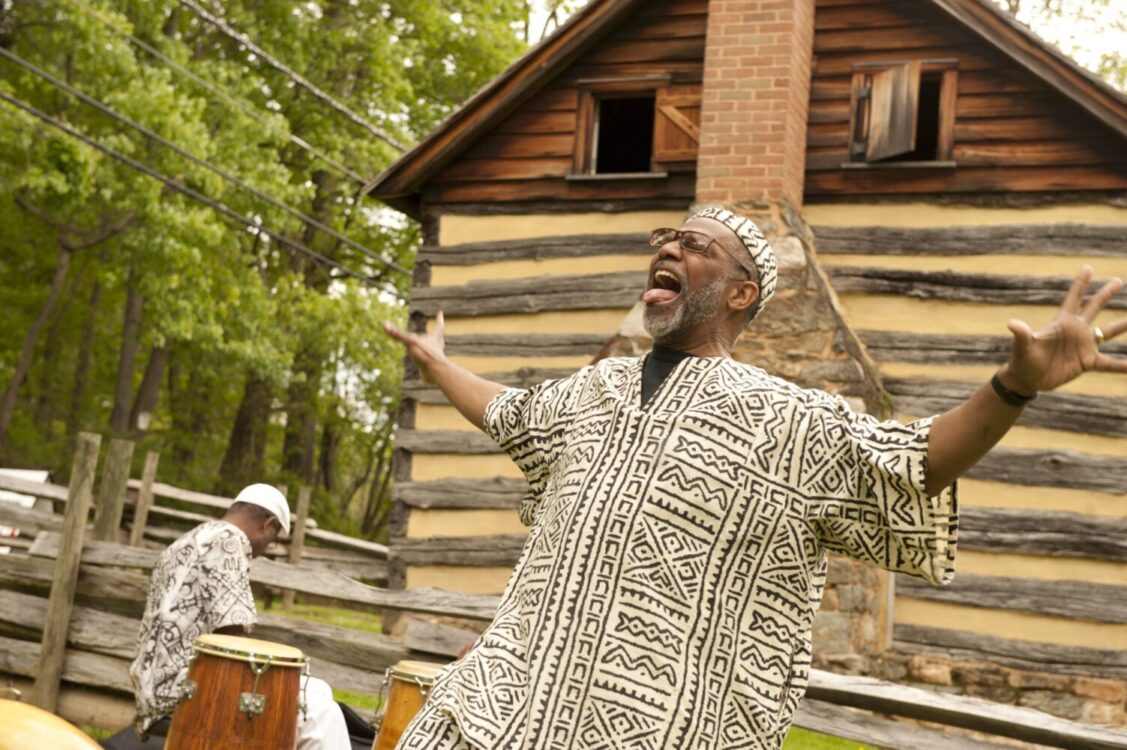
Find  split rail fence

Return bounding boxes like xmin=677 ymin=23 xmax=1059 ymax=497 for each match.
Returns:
xmin=0 ymin=432 xmax=1125 ymax=749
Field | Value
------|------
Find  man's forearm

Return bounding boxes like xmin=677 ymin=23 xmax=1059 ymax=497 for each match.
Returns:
xmin=925 ymin=367 xmax=1027 ymax=496
xmin=426 ymin=357 xmax=506 ymax=431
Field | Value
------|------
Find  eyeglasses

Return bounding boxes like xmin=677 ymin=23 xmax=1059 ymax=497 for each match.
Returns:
xmin=649 ymin=228 xmax=754 ymax=280
xmin=649 ymin=228 xmax=719 ymax=254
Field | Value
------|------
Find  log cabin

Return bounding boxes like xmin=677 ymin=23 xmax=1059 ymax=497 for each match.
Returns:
xmin=366 ymin=0 xmax=1127 ymax=725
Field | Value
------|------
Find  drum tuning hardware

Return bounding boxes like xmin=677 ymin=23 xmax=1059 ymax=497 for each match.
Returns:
xmin=370 ymin=666 xmax=393 ymax=731
xmin=239 ymin=653 xmax=274 ymax=716
xmin=239 ymin=691 xmax=267 ymax=715
xmin=180 ymin=680 xmax=197 ymax=701
xmin=298 ymin=662 xmax=311 ymax=720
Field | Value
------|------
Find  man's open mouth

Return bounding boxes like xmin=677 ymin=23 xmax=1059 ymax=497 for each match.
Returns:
xmin=642 ymin=268 xmax=683 ymax=305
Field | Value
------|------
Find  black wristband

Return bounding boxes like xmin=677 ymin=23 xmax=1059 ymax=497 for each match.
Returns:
xmin=991 ymin=373 xmax=1035 ymax=407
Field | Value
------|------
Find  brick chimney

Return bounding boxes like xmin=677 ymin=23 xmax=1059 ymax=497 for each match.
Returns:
xmin=695 ymin=0 xmax=815 ymax=208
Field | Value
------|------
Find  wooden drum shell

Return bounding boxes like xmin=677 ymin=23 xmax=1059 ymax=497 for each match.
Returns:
xmin=373 ymin=661 xmax=446 ymax=750
xmin=166 ymin=635 xmax=305 ymax=750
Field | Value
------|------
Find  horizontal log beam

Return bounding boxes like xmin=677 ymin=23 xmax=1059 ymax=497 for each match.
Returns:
xmin=0 ymin=552 xmax=150 ymax=603
xmin=0 ymin=568 xmax=429 ymax=699
xmin=827 ymin=267 xmax=1127 ymax=309
xmin=0 ymin=589 xmax=137 ymax=658
xmin=806 ymin=669 xmax=1127 ymax=749
xmin=0 ymin=473 xmax=69 ymax=503
xmin=813 ymin=224 xmax=1127 ymax=257
xmin=127 ymin=479 xmax=228 ymax=510
xmin=418 ymin=233 xmax=652 ymax=266
xmin=404 ymin=367 xmax=580 ymax=404
xmin=0 ymin=634 xmax=132 ymax=693
xmin=886 ymin=378 xmax=1127 ymax=438
xmin=393 ymin=535 xmax=528 ymax=566
xmin=253 ymin=614 xmax=410 ymax=677
xmin=896 ymin=572 xmax=1127 ymax=623
xmin=795 ymin=699 xmax=1022 ymax=750
xmin=0 ymin=501 xmax=64 ymax=535
xmin=404 ymin=619 xmax=481 ymax=659
xmin=959 ymin=505 xmax=1127 ymax=560
xmin=29 ymin=533 xmax=500 ymax=621
xmin=893 ymin=624 xmax=1127 ymax=680
xmin=445 ymin=333 xmax=608 ymax=358
xmin=395 ymin=430 xmax=501 ymax=455
xmin=431 ymin=198 xmax=689 ymax=217
xmin=126 ymin=479 xmax=387 ymax=556
xmin=411 ymin=271 xmax=645 ymax=316
xmin=860 ymin=331 xmax=1127 ymax=364
xmin=392 ymin=478 xmax=526 ymax=510
xmin=966 ymin=447 xmax=1127 ymax=495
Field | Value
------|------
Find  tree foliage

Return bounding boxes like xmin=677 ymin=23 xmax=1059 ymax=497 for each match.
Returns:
xmin=991 ymin=0 xmax=1127 ymax=92
xmin=0 ymin=0 xmax=530 ymax=538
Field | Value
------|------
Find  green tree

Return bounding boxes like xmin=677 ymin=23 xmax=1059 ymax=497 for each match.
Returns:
xmin=0 ymin=0 xmax=526 ymax=538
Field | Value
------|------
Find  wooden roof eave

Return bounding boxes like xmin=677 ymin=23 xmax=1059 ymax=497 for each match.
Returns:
xmin=928 ymin=0 xmax=1127 ymax=140
xmin=364 ymin=0 xmax=648 ymax=218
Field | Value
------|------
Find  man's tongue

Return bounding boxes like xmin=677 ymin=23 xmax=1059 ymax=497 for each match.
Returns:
xmin=642 ymin=288 xmax=679 ymax=304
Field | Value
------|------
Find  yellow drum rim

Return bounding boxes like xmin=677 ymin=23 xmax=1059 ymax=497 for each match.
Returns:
xmin=388 ymin=660 xmax=446 ymax=683
xmin=194 ymin=633 xmax=306 ymax=666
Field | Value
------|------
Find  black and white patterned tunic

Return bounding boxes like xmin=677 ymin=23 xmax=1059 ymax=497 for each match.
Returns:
xmin=406 ymin=355 xmax=957 ymax=750
xmin=129 ymin=520 xmax=257 ymax=733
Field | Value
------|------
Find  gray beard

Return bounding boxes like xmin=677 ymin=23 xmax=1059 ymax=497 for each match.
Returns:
xmin=642 ymin=277 xmax=728 ymax=343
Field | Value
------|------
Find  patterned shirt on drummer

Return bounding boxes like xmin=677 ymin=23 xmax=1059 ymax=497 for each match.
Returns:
xmin=129 ymin=520 xmax=257 ymax=734
xmin=416 ymin=355 xmax=957 ymax=750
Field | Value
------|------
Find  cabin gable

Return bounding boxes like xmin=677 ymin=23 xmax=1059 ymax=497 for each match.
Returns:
xmin=424 ymin=0 xmax=707 ymax=207
xmin=806 ymin=0 xmax=1127 ymax=197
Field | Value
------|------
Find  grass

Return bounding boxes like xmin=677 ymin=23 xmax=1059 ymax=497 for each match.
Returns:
xmin=256 ymin=598 xmax=383 ymax=634
xmin=784 ymin=726 xmax=878 ymax=749
xmin=333 ymin=685 xmax=381 ymax=713
xmin=81 ymin=724 xmax=114 ymax=740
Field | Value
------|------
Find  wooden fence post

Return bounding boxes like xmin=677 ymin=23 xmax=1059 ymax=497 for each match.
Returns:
xmin=92 ymin=438 xmax=135 ymax=542
xmin=282 ymin=485 xmax=312 ymax=611
xmin=128 ymin=451 xmax=160 ymax=547
xmin=31 ymin=431 xmax=101 ymax=712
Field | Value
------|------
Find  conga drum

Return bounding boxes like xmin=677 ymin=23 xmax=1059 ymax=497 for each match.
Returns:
xmin=0 ymin=698 xmax=102 ymax=750
xmin=372 ymin=660 xmax=446 ymax=750
xmin=166 ymin=634 xmax=307 ymax=750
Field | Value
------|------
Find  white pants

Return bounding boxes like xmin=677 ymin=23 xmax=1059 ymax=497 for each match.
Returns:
xmin=297 ymin=676 xmax=351 ymax=750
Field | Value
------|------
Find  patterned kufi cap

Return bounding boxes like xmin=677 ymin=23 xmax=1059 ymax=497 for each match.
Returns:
xmin=690 ymin=206 xmax=777 ymax=319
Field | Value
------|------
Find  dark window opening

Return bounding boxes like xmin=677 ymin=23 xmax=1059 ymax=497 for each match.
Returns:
xmin=882 ymin=73 xmax=942 ymax=162
xmin=595 ymin=96 xmax=655 ymax=173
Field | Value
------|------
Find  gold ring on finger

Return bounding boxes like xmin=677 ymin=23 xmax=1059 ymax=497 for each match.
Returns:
xmin=1094 ymin=326 xmax=1106 ymax=345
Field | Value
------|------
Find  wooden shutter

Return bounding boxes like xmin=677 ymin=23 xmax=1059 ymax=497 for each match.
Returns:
xmin=653 ymin=85 xmax=701 ymax=164
xmin=866 ymin=61 xmax=921 ymax=162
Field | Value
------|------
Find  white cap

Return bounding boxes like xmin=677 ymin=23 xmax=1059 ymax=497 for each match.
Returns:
xmin=233 ymin=484 xmax=291 ymax=535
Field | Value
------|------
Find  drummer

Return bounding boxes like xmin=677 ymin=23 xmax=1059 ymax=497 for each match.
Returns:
xmin=124 ymin=484 xmax=351 ymax=749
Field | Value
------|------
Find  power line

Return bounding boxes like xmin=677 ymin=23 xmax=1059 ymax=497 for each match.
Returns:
xmin=0 ymin=46 xmax=410 ymax=279
xmin=55 ymin=0 xmax=371 ymax=186
xmin=180 ymin=0 xmax=408 ymax=153
xmin=0 ymin=89 xmax=405 ymax=300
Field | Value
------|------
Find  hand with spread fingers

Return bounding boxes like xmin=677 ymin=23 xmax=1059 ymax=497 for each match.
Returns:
xmin=926 ymin=265 xmax=1126 ymax=496
xmin=382 ymin=311 xmax=503 ymax=431
xmin=1000 ymin=265 xmax=1127 ymax=397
